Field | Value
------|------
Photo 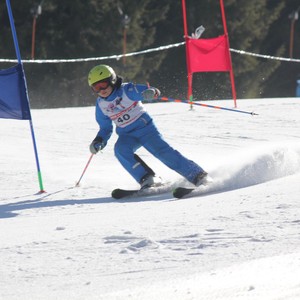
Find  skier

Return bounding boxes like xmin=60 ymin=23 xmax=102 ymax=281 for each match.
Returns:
xmin=88 ymin=64 xmax=207 ymax=189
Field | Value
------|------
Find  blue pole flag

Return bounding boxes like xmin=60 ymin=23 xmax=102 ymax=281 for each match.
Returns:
xmin=0 ymin=64 xmax=31 ymax=120
xmin=1 ymin=0 xmax=45 ymax=193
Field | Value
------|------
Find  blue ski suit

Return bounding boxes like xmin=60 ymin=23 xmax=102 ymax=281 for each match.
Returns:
xmin=93 ymin=82 xmax=205 ymax=184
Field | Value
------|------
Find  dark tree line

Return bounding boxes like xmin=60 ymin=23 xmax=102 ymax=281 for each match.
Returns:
xmin=0 ymin=0 xmax=299 ymax=108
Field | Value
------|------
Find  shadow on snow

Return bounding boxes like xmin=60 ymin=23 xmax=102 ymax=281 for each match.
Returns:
xmin=0 ymin=190 xmax=172 ymax=219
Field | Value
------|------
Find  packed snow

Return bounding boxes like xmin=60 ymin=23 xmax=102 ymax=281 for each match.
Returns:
xmin=1 ymin=97 xmax=300 ymax=299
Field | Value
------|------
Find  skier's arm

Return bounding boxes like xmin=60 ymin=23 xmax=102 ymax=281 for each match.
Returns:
xmin=95 ymin=107 xmax=113 ymax=142
xmin=89 ymin=107 xmax=113 ymax=154
xmin=124 ymin=83 xmax=160 ymax=101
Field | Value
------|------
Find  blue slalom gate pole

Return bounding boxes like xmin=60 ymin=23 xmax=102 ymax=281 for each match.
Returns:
xmin=6 ymin=0 xmax=45 ymax=193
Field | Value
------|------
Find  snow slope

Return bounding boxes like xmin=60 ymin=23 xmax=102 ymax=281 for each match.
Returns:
xmin=1 ymin=98 xmax=300 ymax=299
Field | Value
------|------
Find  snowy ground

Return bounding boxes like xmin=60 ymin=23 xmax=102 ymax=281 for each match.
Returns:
xmin=1 ymin=97 xmax=300 ymax=299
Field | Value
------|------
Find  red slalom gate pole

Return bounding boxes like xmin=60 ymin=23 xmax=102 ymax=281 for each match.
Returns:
xmin=159 ymin=97 xmax=258 ymax=116
xmin=181 ymin=0 xmax=193 ymax=105
xmin=220 ymin=0 xmax=237 ymax=108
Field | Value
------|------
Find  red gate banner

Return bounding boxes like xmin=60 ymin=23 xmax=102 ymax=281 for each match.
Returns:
xmin=187 ymin=35 xmax=231 ymax=73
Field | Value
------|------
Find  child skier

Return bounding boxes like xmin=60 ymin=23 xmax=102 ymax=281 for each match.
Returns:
xmin=88 ymin=64 xmax=207 ymax=189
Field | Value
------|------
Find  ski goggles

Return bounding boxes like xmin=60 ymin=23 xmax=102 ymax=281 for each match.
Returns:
xmin=91 ymin=79 xmax=110 ymax=92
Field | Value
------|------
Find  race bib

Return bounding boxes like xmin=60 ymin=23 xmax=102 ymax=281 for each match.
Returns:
xmin=98 ymin=93 xmax=145 ymax=128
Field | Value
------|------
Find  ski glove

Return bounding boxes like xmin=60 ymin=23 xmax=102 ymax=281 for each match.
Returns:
xmin=142 ymin=88 xmax=160 ymax=101
xmin=89 ymin=136 xmax=107 ymax=154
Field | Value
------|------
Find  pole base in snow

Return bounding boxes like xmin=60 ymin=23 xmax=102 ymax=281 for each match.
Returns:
xmin=36 ymin=190 xmax=46 ymax=195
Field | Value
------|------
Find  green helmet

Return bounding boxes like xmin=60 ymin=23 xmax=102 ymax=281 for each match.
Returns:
xmin=88 ymin=64 xmax=117 ymax=86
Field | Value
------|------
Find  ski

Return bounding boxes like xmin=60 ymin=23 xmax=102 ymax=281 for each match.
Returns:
xmin=172 ymin=187 xmax=195 ymax=199
xmin=112 ymin=177 xmax=212 ymax=199
xmin=111 ymin=185 xmax=169 ymax=199
xmin=112 ymin=188 xmax=141 ymax=199
xmin=173 ymin=175 xmax=213 ymax=198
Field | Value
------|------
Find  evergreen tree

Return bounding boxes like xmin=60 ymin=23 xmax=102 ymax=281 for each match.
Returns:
xmin=1 ymin=0 xmax=170 ymax=107
xmin=1 ymin=0 xmax=299 ymax=107
xmin=262 ymin=0 xmax=300 ymax=98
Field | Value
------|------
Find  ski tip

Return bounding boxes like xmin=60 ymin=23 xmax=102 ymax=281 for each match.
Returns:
xmin=172 ymin=187 xmax=194 ymax=199
xmin=111 ymin=188 xmax=124 ymax=199
xmin=111 ymin=188 xmax=140 ymax=199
